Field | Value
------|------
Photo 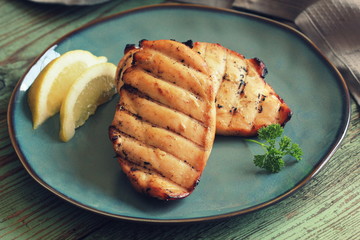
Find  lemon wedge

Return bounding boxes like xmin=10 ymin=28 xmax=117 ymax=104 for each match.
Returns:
xmin=59 ymin=62 xmax=117 ymax=142
xmin=28 ymin=50 xmax=107 ymax=129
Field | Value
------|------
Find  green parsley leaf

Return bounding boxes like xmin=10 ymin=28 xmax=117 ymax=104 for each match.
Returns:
xmin=258 ymin=123 xmax=283 ymax=141
xmin=247 ymin=124 xmax=303 ymax=173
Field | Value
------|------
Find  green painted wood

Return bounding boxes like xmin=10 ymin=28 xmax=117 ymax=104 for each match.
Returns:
xmin=0 ymin=0 xmax=359 ymax=239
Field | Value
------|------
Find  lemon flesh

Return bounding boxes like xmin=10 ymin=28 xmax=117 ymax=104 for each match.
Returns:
xmin=28 ymin=50 xmax=107 ymax=129
xmin=59 ymin=62 xmax=117 ymax=142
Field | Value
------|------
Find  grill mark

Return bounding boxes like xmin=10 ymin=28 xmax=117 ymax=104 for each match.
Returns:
xmin=237 ymin=60 xmax=249 ymax=98
xmin=146 ymin=47 xmax=202 ymax=73
xmin=121 ymin=85 xmax=208 ymax=129
xmin=122 ymin=69 xmax=209 ymax=124
xmin=112 ymin=108 xmax=208 ymax=171
xmin=249 ymin=63 xmax=264 ymax=127
xmin=116 ymin=49 xmax=140 ymax=92
xmin=139 ymin=40 xmax=208 ymax=74
xmin=113 ymin=106 xmax=206 ymax=151
xmin=118 ymin=156 xmax=187 ymax=190
xmin=124 ymin=67 xmax=203 ymax=102
xmin=225 ymin=54 xmax=250 ymax=129
xmin=116 ymin=142 xmax=198 ymax=189
xmin=117 ymin=43 xmax=209 ymax=98
xmin=120 ymin=87 xmax=208 ymax=147
xmin=110 ymin=126 xmax=199 ymax=177
xmin=119 ymin=156 xmax=186 ymax=189
xmin=110 ymin=40 xmax=217 ymax=199
xmin=228 ymin=60 xmax=264 ymax=130
xmin=135 ymin=64 xmax=205 ymax=101
xmin=132 ymin=49 xmax=209 ymax=100
xmin=218 ymin=56 xmax=229 ymax=88
xmin=117 ymin=53 xmax=133 ymax=77
xmin=202 ymin=43 xmax=227 ymax=93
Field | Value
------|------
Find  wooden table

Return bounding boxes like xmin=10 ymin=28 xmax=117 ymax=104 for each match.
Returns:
xmin=1 ymin=0 xmax=359 ymax=239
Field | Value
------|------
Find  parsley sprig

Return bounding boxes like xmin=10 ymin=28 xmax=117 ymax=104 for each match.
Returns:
xmin=247 ymin=124 xmax=303 ymax=173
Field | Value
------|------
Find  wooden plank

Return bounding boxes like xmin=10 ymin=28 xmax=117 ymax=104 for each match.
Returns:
xmin=0 ymin=0 xmax=359 ymax=239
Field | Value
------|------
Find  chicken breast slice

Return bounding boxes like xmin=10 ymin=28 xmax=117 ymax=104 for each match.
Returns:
xmin=109 ymin=40 xmax=216 ymax=200
xmin=193 ymin=42 xmax=292 ymax=136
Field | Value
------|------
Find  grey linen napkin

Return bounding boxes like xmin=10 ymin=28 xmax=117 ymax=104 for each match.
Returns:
xmin=173 ymin=0 xmax=360 ymax=104
xmin=234 ymin=0 xmax=359 ymax=104
xmin=233 ymin=0 xmax=317 ymax=21
xmin=294 ymin=0 xmax=360 ymax=105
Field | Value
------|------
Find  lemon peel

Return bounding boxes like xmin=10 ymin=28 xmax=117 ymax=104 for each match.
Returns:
xmin=27 ymin=50 xmax=107 ymax=129
xmin=59 ymin=62 xmax=116 ymax=142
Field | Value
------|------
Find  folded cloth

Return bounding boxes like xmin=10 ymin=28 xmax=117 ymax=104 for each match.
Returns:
xmin=295 ymin=0 xmax=360 ymax=105
xmin=233 ymin=0 xmax=359 ymax=105
xmin=233 ymin=0 xmax=317 ymax=21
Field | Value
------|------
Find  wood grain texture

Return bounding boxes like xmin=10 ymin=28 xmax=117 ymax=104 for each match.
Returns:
xmin=0 ymin=0 xmax=359 ymax=239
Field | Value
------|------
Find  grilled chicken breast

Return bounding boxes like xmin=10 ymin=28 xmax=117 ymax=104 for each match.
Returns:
xmin=116 ymin=41 xmax=292 ymax=137
xmin=115 ymin=44 xmax=140 ymax=93
xmin=109 ymin=40 xmax=216 ymax=200
xmin=192 ymin=42 xmax=292 ymax=136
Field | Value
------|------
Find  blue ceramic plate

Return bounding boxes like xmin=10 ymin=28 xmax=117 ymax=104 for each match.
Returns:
xmin=8 ymin=4 xmax=350 ymax=223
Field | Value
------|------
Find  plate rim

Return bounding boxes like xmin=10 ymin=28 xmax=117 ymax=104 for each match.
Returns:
xmin=7 ymin=3 xmax=351 ymax=223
